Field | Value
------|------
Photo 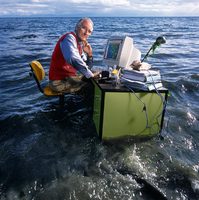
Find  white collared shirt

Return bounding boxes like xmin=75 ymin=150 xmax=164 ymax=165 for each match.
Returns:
xmin=60 ymin=33 xmax=94 ymax=78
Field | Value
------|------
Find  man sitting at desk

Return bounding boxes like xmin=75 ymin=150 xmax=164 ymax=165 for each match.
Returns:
xmin=49 ymin=17 xmax=99 ymax=93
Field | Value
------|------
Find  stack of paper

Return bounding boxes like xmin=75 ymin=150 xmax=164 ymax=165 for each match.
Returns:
xmin=121 ymin=69 xmax=163 ymax=91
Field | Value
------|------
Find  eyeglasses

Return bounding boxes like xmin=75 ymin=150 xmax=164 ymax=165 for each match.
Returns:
xmin=80 ymin=26 xmax=93 ymax=35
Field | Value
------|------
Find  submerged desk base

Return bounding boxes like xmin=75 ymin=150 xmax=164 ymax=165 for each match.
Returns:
xmin=92 ymin=79 xmax=168 ymax=140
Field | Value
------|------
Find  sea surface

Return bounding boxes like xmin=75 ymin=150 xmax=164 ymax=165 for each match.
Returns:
xmin=0 ymin=17 xmax=199 ymax=200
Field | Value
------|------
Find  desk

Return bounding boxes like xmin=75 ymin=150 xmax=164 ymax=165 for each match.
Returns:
xmin=92 ymin=79 xmax=168 ymax=140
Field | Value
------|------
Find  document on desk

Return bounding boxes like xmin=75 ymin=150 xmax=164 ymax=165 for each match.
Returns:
xmin=121 ymin=77 xmax=163 ymax=91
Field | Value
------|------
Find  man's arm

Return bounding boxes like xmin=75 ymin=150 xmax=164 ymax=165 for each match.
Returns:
xmin=60 ymin=34 xmax=94 ymax=78
xmin=85 ymin=56 xmax=93 ymax=69
xmin=82 ymin=40 xmax=93 ymax=69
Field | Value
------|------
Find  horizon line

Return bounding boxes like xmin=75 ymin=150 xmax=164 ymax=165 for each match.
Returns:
xmin=0 ymin=15 xmax=199 ymax=18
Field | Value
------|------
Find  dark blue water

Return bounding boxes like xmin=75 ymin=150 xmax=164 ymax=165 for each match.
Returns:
xmin=0 ymin=17 xmax=199 ymax=199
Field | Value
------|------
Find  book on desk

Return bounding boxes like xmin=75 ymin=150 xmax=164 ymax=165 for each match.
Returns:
xmin=121 ymin=69 xmax=163 ymax=91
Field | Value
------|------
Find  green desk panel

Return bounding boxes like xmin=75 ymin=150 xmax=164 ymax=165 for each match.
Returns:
xmin=102 ymin=92 xmax=166 ymax=139
xmin=92 ymin=80 xmax=168 ymax=140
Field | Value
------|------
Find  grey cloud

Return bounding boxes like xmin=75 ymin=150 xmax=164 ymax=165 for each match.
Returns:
xmin=0 ymin=0 xmax=198 ymax=17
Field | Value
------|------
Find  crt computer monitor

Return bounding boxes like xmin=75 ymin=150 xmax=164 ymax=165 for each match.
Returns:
xmin=103 ymin=36 xmax=141 ymax=69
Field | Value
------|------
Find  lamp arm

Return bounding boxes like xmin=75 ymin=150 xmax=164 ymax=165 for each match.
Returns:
xmin=141 ymin=45 xmax=154 ymax=63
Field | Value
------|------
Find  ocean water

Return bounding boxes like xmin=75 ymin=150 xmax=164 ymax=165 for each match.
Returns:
xmin=0 ymin=17 xmax=199 ymax=200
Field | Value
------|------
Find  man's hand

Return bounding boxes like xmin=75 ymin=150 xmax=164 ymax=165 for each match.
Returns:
xmin=92 ymin=71 xmax=101 ymax=79
xmin=82 ymin=40 xmax=92 ymax=57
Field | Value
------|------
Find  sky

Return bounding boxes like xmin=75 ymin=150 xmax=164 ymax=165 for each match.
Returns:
xmin=0 ymin=0 xmax=199 ymax=17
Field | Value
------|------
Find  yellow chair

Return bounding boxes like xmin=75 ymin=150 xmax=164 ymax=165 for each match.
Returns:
xmin=29 ymin=60 xmax=65 ymax=107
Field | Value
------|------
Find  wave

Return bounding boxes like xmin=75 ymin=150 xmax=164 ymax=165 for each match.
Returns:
xmin=14 ymin=34 xmax=38 ymax=40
